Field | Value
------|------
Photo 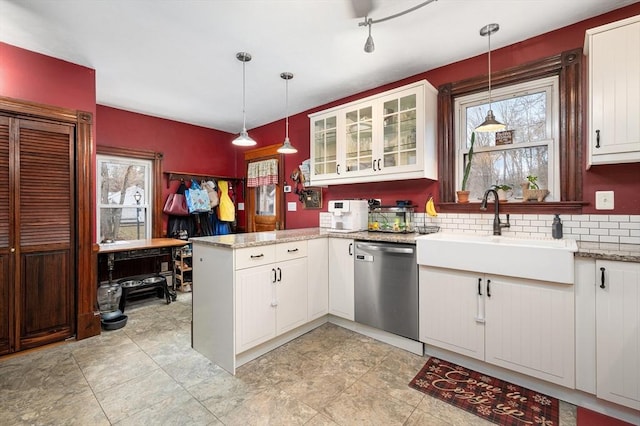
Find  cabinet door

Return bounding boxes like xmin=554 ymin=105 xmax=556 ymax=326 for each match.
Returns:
xmin=276 ymin=257 xmax=308 ymax=335
xmin=0 ymin=117 xmax=10 ymax=355
xmin=328 ymin=238 xmax=354 ymax=320
xmin=17 ymin=120 xmax=75 ymax=351
xmin=485 ymin=276 xmax=575 ymax=388
xmin=235 ymin=264 xmax=276 ymax=353
xmin=596 ymin=260 xmax=640 ymax=410
xmin=418 ymin=267 xmax=484 ymax=360
xmin=310 ymin=114 xmax=339 ymax=182
xmin=344 ymin=104 xmax=373 ymax=176
xmin=379 ymin=88 xmax=423 ymax=174
xmin=307 ymin=238 xmax=328 ymax=320
xmin=587 ymin=18 xmax=640 ymax=166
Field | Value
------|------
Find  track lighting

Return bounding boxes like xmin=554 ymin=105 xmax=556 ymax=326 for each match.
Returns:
xmin=358 ymin=0 xmax=437 ymax=53
xmin=232 ymin=52 xmax=257 ymax=147
xmin=475 ymin=23 xmax=506 ymax=133
xmin=277 ymin=72 xmax=297 ymax=154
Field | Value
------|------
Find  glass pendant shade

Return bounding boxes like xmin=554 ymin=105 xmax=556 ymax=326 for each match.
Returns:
xmin=475 ymin=23 xmax=506 ymax=133
xmin=277 ymin=72 xmax=297 ymax=154
xmin=233 ymin=52 xmax=257 ymax=147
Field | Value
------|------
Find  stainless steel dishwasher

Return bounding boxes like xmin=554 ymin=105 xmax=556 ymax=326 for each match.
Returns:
xmin=354 ymin=241 xmax=418 ymax=340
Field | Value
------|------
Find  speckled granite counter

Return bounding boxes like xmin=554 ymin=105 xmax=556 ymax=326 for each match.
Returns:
xmin=190 ymin=227 xmax=418 ymax=249
xmin=576 ymin=242 xmax=640 ymax=263
xmin=190 ymin=228 xmax=640 ymax=262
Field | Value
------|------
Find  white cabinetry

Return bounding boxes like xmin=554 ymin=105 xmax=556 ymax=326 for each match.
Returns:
xmin=309 ymin=80 xmax=437 ymax=185
xmin=595 ymin=260 xmax=640 ymax=410
xmin=235 ymin=241 xmax=308 ymax=353
xmin=585 ymin=15 xmax=640 ymax=168
xmin=307 ymin=238 xmax=329 ymax=320
xmin=328 ymin=238 xmax=355 ymax=320
xmin=419 ymin=266 xmax=575 ymax=388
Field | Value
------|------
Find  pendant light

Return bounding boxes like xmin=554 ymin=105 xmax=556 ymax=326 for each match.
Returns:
xmin=277 ymin=72 xmax=297 ymax=154
xmin=363 ymin=18 xmax=375 ymax=53
xmin=232 ymin=52 xmax=257 ymax=146
xmin=475 ymin=23 xmax=506 ymax=133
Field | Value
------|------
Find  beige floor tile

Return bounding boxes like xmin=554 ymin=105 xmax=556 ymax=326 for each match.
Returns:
xmin=95 ymin=368 xmax=183 ymax=423
xmin=218 ymin=387 xmax=317 ymax=426
xmin=79 ymin=346 xmax=160 ymax=392
xmin=322 ymin=381 xmax=415 ymax=425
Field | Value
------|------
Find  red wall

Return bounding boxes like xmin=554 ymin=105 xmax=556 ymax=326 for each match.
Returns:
xmin=0 ymin=42 xmax=96 ymax=114
xmin=245 ymin=3 xmax=640 ymax=226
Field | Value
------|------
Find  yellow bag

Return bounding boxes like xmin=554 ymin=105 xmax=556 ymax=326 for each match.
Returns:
xmin=217 ymin=180 xmax=235 ymax=222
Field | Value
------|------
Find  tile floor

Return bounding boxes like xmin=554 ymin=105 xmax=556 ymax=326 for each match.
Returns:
xmin=0 ymin=292 xmax=578 ymax=425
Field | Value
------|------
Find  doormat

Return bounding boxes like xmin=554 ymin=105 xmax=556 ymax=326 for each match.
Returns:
xmin=409 ymin=357 xmax=559 ymax=426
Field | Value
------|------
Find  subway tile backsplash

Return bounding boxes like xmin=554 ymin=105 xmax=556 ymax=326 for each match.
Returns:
xmin=319 ymin=211 xmax=640 ymax=249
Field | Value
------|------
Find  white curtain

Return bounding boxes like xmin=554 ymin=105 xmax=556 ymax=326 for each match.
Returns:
xmin=247 ymin=159 xmax=278 ymax=187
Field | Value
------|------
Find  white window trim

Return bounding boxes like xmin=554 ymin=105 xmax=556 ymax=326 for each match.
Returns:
xmin=454 ymin=76 xmax=560 ymax=201
xmin=96 ymin=154 xmax=153 ymax=242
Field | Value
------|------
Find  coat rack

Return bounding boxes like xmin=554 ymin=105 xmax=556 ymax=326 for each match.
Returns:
xmin=163 ymin=171 xmax=245 ymax=190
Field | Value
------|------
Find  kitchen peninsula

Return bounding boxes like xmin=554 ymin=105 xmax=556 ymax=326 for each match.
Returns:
xmin=190 ymin=228 xmax=419 ymax=374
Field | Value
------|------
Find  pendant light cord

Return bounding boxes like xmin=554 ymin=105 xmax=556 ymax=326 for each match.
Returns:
xmin=242 ymin=60 xmax=247 ymax=132
xmin=487 ymin=30 xmax=492 ymax=110
xmin=285 ymin=77 xmax=289 ymax=139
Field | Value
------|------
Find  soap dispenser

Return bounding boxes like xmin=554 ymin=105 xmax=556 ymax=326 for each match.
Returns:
xmin=552 ymin=214 xmax=563 ymax=239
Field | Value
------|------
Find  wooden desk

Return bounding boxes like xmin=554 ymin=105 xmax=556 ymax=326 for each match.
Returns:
xmin=98 ymin=238 xmax=188 ymax=303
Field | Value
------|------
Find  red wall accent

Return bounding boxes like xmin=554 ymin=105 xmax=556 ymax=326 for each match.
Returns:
xmin=0 ymin=42 xmax=96 ymax=114
xmin=244 ymin=4 xmax=640 ymax=225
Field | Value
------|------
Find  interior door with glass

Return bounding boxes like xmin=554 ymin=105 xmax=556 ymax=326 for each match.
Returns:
xmin=245 ymin=145 xmax=285 ymax=232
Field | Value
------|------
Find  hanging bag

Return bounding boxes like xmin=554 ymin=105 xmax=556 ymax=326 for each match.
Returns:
xmin=163 ymin=181 xmax=189 ymax=216
xmin=185 ymin=179 xmax=211 ymax=214
xmin=202 ymin=180 xmax=220 ymax=208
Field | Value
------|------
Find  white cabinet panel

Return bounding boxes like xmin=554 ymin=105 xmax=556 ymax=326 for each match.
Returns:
xmin=307 ymin=238 xmax=329 ymax=320
xmin=485 ymin=276 xmax=575 ymax=388
xmin=235 ymin=264 xmax=277 ymax=353
xmin=419 ymin=267 xmax=484 ymax=360
xmin=585 ymin=16 xmax=640 ymax=167
xmin=328 ymin=238 xmax=354 ymax=320
xmin=596 ymin=260 xmax=640 ymax=410
xmin=276 ymin=257 xmax=308 ymax=335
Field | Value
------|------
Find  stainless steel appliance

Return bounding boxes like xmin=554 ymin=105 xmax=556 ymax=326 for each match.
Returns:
xmin=354 ymin=241 xmax=418 ymax=340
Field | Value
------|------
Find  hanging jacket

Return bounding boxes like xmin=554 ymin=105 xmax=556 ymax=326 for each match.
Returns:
xmin=217 ymin=180 xmax=235 ymax=222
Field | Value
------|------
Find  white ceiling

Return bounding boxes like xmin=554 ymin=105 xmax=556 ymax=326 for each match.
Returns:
xmin=0 ymin=0 xmax=636 ymax=133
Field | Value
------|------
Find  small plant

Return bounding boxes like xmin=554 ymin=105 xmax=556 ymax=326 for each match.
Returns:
xmin=491 ymin=184 xmax=512 ymax=191
xmin=526 ymin=175 xmax=539 ymax=190
xmin=461 ymin=132 xmax=476 ymax=191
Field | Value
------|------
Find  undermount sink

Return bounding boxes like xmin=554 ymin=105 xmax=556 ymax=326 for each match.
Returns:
xmin=416 ymin=232 xmax=577 ymax=284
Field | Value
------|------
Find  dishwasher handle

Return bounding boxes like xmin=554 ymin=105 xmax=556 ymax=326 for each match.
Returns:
xmin=355 ymin=243 xmax=414 ymax=255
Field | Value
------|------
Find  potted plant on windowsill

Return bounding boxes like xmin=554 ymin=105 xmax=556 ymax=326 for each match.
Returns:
xmin=456 ymin=132 xmax=475 ymax=203
xmin=521 ymin=175 xmax=549 ymax=202
xmin=491 ymin=184 xmax=513 ymax=202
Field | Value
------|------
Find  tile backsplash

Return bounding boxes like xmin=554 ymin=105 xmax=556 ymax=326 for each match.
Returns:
xmin=320 ymin=212 xmax=640 ymax=247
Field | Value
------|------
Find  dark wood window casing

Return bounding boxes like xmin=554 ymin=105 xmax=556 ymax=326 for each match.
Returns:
xmin=437 ymin=49 xmax=584 ymax=213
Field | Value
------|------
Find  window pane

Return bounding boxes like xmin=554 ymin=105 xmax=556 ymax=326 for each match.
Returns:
xmin=465 ymin=146 xmax=549 ymax=201
xmin=255 ymin=184 xmax=275 ymax=215
xmin=100 ymin=207 xmax=147 ymax=241
xmin=466 ymin=91 xmax=548 ymax=148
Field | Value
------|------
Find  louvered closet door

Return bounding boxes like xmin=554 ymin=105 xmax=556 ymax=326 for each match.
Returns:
xmin=16 ymin=119 xmax=75 ymax=350
xmin=0 ymin=116 xmax=11 ymax=355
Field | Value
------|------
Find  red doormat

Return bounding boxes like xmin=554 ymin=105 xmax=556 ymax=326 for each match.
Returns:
xmin=409 ymin=357 xmax=559 ymax=426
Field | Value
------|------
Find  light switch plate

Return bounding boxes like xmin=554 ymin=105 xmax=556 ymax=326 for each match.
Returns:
xmin=287 ymin=202 xmax=297 ymax=211
xmin=595 ymin=191 xmax=614 ymax=210
xmin=237 ymin=202 xmax=245 ymax=211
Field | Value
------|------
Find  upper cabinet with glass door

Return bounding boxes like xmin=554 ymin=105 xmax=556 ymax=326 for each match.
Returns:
xmin=309 ymin=80 xmax=437 ymax=185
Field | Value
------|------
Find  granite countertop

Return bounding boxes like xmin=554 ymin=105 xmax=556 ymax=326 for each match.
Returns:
xmin=190 ymin=228 xmax=640 ymax=262
xmin=189 ymin=227 xmax=419 ymax=249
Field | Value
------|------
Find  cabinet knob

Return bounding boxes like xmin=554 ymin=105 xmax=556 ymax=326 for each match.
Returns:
xmin=10 ymin=248 xmax=16 ymax=253
xmin=600 ymin=267 xmax=606 ymax=289
xmin=595 ymin=129 xmax=600 ymax=148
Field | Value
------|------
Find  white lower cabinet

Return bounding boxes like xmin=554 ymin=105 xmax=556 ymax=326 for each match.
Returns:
xmin=419 ymin=266 xmax=575 ymax=388
xmin=595 ymin=260 xmax=640 ymax=410
xmin=307 ymin=238 xmax=329 ymax=320
xmin=328 ymin=238 xmax=355 ymax=320
xmin=235 ymin=241 xmax=308 ymax=354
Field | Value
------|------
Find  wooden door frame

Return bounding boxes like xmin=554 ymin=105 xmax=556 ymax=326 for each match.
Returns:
xmin=244 ymin=145 xmax=285 ymax=232
xmin=0 ymin=96 xmax=97 ymax=341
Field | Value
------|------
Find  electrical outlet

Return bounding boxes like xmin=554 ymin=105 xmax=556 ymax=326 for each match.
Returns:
xmin=595 ymin=191 xmax=614 ymax=210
